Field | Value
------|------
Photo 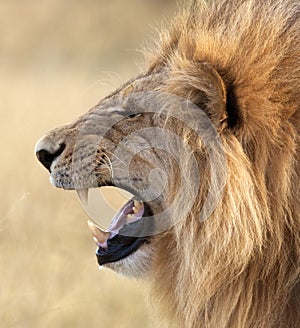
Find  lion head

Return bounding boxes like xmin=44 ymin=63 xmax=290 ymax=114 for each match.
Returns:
xmin=36 ymin=0 xmax=299 ymax=327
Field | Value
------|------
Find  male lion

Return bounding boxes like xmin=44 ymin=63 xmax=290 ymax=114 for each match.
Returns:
xmin=36 ymin=0 xmax=299 ymax=327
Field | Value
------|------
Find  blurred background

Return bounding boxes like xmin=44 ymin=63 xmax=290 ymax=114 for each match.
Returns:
xmin=0 ymin=1 xmax=176 ymax=327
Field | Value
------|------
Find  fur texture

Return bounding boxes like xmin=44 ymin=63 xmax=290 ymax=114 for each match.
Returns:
xmin=149 ymin=1 xmax=299 ymax=327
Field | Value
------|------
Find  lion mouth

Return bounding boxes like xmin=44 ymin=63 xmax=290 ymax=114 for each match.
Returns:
xmin=77 ymin=189 xmax=151 ymax=265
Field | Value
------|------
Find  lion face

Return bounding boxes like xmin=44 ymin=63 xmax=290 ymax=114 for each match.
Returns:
xmin=35 ymin=61 xmax=227 ymax=277
xmin=36 ymin=72 xmax=162 ymax=277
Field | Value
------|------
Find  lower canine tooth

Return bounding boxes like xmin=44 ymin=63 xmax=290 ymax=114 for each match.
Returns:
xmin=93 ymin=237 xmax=100 ymax=245
xmin=87 ymin=220 xmax=110 ymax=244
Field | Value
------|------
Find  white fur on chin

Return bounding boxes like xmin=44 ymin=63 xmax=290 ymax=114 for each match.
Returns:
xmin=103 ymin=243 xmax=154 ymax=278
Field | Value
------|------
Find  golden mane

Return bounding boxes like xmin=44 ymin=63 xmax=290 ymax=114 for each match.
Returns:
xmin=148 ymin=1 xmax=300 ymax=327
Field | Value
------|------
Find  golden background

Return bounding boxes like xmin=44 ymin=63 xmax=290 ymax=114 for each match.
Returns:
xmin=0 ymin=1 xmax=176 ymax=327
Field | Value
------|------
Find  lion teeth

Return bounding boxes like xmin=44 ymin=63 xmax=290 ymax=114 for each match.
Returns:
xmin=133 ymin=200 xmax=143 ymax=214
xmin=76 ymin=189 xmax=89 ymax=204
xmin=87 ymin=220 xmax=110 ymax=244
xmin=93 ymin=237 xmax=100 ymax=245
xmin=127 ymin=214 xmax=134 ymax=220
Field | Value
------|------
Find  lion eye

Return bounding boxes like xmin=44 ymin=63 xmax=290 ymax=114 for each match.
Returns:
xmin=128 ymin=113 xmax=142 ymax=118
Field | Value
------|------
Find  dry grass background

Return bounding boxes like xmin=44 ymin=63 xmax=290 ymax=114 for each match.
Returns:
xmin=0 ymin=1 xmax=176 ymax=327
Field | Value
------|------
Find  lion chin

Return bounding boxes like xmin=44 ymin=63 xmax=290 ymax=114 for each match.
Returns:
xmin=104 ymin=244 xmax=154 ymax=278
xmin=36 ymin=0 xmax=299 ymax=327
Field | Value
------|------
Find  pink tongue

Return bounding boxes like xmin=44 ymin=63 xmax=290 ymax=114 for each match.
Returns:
xmin=107 ymin=199 xmax=135 ymax=237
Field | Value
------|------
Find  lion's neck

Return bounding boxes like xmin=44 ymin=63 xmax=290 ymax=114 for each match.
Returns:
xmin=151 ymin=134 xmax=299 ymax=328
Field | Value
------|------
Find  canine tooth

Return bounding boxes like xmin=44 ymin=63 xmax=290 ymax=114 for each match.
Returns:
xmin=76 ymin=189 xmax=89 ymax=204
xmin=93 ymin=237 xmax=100 ymax=245
xmin=87 ymin=220 xmax=110 ymax=244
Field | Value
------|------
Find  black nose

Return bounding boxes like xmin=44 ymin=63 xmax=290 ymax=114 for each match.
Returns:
xmin=36 ymin=143 xmax=65 ymax=172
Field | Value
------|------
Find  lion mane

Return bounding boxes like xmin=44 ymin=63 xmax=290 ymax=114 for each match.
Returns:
xmin=148 ymin=1 xmax=299 ymax=327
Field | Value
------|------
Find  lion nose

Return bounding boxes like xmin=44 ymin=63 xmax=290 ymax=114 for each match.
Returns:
xmin=35 ymin=137 xmax=66 ymax=172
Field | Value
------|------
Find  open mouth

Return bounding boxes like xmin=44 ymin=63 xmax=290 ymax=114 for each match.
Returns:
xmin=77 ymin=189 xmax=152 ymax=266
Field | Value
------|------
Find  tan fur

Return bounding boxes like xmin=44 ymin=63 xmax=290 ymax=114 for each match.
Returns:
xmin=36 ymin=0 xmax=299 ymax=327
xmin=149 ymin=1 xmax=300 ymax=327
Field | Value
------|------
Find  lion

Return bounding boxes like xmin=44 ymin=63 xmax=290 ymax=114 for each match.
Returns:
xmin=35 ymin=0 xmax=299 ymax=327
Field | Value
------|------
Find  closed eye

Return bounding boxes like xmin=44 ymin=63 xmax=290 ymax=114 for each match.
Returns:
xmin=127 ymin=113 xmax=143 ymax=118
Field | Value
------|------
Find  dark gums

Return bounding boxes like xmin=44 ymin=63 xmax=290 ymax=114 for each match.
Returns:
xmin=96 ymin=204 xmax=154 ymax=266
xmin=96 ymin=235 xmax=147 ymax=265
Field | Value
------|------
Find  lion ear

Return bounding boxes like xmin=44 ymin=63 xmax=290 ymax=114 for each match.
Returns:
xmin=192 ymin=62 xmax=228 ymax=126
xmin=167 ymin=60 xmax=239 ymax=129
xmin=195 ymin=62 xmax=243 ymax=130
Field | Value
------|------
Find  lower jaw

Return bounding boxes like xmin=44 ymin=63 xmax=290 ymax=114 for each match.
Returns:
xmin=96 ymin=234 xmax=148 ymax=266
xmin=94 ymin=198 xmax=154 ymax=266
